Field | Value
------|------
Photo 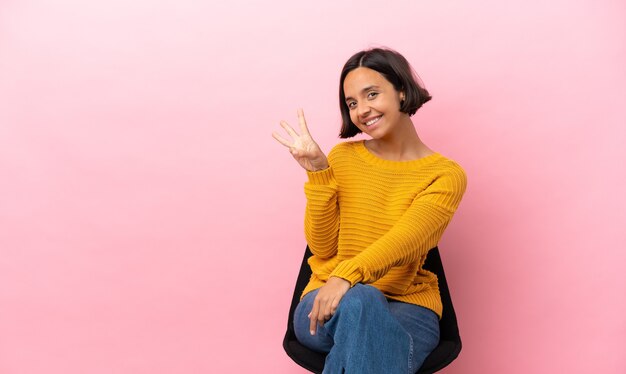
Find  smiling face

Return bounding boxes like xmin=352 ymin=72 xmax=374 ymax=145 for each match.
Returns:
xmin=342 ymin=67 xmax=406 ymax=139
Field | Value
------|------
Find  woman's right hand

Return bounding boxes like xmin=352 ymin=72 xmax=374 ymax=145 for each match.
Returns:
xmin=272 ymin=108 xmax=329 ymax=172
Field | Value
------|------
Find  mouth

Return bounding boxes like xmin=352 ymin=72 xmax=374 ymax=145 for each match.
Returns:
xmin=363 ymin=115 xmax=382 ymax=127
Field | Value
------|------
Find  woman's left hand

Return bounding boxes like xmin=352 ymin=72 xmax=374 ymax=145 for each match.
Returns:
xmin=308 ymin=276 xmax=351 ymax=335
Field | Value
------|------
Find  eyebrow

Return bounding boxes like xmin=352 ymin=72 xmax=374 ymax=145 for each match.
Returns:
xmin=345 ymin=85 xmax=380 ymax=102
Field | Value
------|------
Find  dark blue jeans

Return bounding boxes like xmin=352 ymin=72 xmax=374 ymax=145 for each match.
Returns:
xmin=294 ymin=284 xmax=440 ymax=373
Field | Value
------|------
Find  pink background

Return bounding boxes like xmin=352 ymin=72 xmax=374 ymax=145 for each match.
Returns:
xmin=1 ymin=0 xmax=625 ymax=373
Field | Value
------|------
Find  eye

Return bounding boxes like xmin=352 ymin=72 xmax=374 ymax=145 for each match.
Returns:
xmin=347 ymin=101 xmax=357 ymax=110
xmin=367 ymin=92 xmax=378 ymax=99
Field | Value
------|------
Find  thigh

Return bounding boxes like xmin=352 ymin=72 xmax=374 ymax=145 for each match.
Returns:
xmin=388 ymin=301 xmax=440 ymax=359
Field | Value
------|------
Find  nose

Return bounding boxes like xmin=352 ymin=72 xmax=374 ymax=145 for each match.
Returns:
xmin=357 ymin=103 xmax=371 ymax=119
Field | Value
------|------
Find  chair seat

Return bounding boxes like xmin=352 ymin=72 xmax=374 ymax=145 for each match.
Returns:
xmin=284 ymin=339 xmax=325 ymax=373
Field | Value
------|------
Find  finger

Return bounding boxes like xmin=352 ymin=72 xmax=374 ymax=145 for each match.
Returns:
xmin=280 ymin=120 xmax=299 ymax=138
xmin=272 ymin=132 xmax=292 ymax=148
xmin=309 ymin=300 xmax=320 ymax=335
xmin=319 ymin=306 xmax=331 ymax=327
xmin=297 ymin=108 xmax=310 ymax=135
xmin=330 ymin=296 xmax=341 ymax=315
xmin=317 ymin=299 xmax=328 ymax=327
xmin=324 ymin=296 xmax=339 ymax=321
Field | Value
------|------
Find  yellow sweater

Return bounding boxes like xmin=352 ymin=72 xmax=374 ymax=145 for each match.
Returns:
xmin=301 ymin=140 xmax=467 ymax=318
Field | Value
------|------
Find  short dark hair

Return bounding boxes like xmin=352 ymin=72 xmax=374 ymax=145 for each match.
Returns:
xmin=338 ymin=48 xmax=432 ymax=138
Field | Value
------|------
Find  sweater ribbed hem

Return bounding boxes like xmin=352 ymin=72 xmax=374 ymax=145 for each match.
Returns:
xmin=306 ymin=167 xmax=334 ymax=185
xmin=330 ymin=260 xmax=363 ymax=286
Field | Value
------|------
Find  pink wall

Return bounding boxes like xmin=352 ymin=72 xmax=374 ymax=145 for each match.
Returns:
xmin=1 ymin=0 xmax=625 ymax=372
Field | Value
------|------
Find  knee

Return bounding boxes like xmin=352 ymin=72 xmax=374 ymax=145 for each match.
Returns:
xmin=338 ymin=284 xmax=386 ymax=314
xmin=349 ymin=284 xmax=387 ymax=300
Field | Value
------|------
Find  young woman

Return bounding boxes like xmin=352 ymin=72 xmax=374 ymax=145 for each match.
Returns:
xmin=273 ymin=48 xmax=467 ymax=373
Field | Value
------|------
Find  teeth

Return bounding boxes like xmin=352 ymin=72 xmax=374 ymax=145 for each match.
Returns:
xmin=365 ymin=116 xmax=381 ymax=126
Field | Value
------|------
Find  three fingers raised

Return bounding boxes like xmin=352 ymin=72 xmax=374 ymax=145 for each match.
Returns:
xmin=272 ymin=109 xmax=309 ymax=148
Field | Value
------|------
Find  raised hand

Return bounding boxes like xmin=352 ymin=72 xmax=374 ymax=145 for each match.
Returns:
xmin=272 ymin=109 xmax=329 ymax=172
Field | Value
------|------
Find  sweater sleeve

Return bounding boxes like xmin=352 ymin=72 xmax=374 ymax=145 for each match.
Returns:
xmin=304 ymin=166 xmax=340 ymax=259
xmin=329 ymin=163 xmax=467 ymax=285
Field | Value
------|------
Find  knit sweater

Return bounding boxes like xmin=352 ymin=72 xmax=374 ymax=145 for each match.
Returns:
xmin=301 ymin=140 xmax=467 ymax=318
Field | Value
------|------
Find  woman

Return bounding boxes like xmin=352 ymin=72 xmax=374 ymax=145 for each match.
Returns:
xmin=273 ymin=48 xmax=467 ymax=373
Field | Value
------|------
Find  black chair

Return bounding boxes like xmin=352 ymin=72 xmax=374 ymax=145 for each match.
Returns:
xmin=283 ymin=246 xmax=462 ymax=373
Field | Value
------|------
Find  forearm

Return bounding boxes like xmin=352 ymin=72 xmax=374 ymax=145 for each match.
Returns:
xmin=330 ymin=204 xmax=452 ymax=285
xmin=304 ymin=167 xmax=340 ymax=258
xmin=330 ymin=167 xmax=467 ymax=285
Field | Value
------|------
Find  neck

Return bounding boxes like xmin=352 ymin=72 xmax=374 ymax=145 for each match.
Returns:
xmin=366 ymin=118 xmax=434 ymax=161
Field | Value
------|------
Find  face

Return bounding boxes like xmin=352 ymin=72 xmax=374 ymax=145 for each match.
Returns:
xmin=343 ymin=67 xmax=406 ymax=139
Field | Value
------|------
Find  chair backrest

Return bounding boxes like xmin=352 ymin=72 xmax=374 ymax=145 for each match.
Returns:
xmin=422 ymin=247 xmax=461 ymax=346
xmin=283 ymin=245 xmax=462 ymax=374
